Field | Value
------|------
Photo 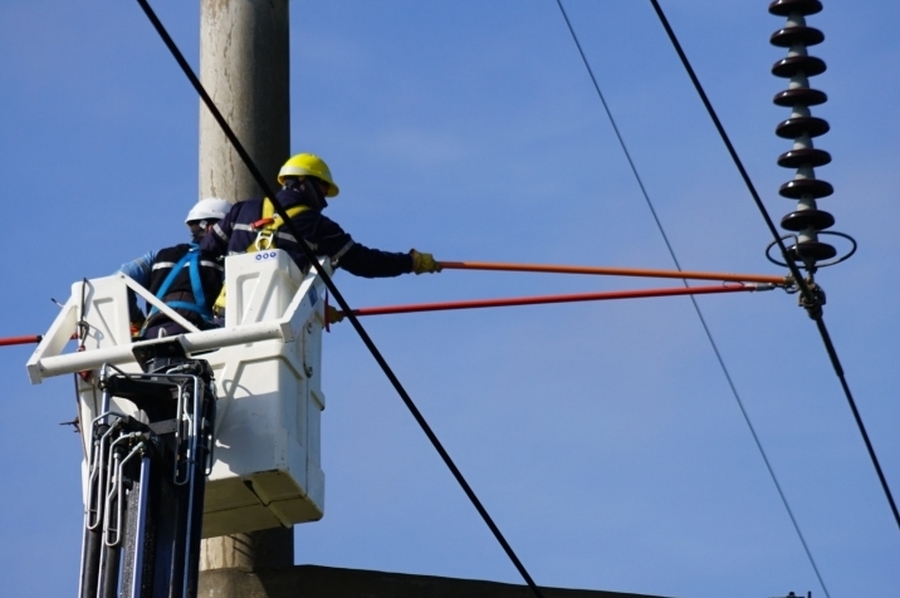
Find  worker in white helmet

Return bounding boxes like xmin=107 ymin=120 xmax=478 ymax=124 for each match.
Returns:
xmin=119 ymin=197 xmax=231 ymax=287
xmin=119 ymin=198 xmax=231 ymax=336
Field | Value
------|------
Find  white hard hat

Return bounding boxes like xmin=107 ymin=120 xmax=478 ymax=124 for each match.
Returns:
xmin=185 ymin=197 xmax=232 ymax=223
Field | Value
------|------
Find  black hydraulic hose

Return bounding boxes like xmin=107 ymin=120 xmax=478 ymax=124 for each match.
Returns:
xmin=134 ymin=1 xmax=545 ymax=595
xmin=647 ymin=0 xmax=900 ymax=533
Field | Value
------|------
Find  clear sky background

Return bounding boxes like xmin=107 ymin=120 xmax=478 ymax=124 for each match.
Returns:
xmin=1 ymin=1 xmax=898 ymax=597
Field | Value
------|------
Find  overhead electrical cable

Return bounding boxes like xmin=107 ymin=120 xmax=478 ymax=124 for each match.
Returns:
xmin=554 ymin=1 xmax=831 ymax=596
xmin=134 ymin=1 xmax=545 ymax=596
xmin=648 ymin=0 xmax=900 ymax=536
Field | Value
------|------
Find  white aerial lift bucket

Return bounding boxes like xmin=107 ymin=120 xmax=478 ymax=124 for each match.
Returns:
xmin=26 ymin=249 xmax=329 ymax=537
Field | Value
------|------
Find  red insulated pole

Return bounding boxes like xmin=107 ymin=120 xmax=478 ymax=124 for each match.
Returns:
xmin=0 ymin=335 xmax=42 ymax=347
xmin=439 ymin=260 xmax=791 ymax=286
xmin=346 ymin=283 xmax=770 ymax=318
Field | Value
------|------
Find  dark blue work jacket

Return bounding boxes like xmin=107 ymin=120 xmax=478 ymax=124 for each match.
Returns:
xmin=200 ymin=188 xmax=413 ymax=278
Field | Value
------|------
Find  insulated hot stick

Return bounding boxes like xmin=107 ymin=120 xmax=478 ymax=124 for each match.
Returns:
xmin=0 ymin=335 xmax=44 ymax=347
xmin=0 ymin=333 xmax=79 ymax=348
xmin=438 ymin=260 xmax=791 ymax=286
xmin=328 ymin=260 xmax=787 ymax=322
xmin=336 ymin=283 xmax=773 ymax=320
xmin=9 ymin=263 xmax=786 ymax=341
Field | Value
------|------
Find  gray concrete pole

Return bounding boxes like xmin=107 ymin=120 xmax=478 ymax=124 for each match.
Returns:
xmin=198 ymin=0 xmax=293 ymax=574
xmin=199 ymin=0 xmax=290 ymax=203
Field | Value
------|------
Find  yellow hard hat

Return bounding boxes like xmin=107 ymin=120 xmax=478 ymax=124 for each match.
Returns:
xmin=277 ymin=153 xmax=339 ymax=197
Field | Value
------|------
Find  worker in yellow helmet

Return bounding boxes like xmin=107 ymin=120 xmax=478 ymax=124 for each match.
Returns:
xmin=200 ymin=153 xmax=442 ymax=280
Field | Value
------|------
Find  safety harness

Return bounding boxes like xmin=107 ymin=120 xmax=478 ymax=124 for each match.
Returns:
xmin=247 ymin=197 xmax=309 ymax=252
xmin=143 ymin=244 xmax=212 ymax=334
xmin=212 ymin=199 xmax=311 ymax=314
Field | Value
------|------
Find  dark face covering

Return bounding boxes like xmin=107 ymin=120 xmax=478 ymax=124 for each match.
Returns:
xmin=284 ymin=177 xmax=327 ymax=210
xmin=187 ymin=219 xmax=218 ymax=243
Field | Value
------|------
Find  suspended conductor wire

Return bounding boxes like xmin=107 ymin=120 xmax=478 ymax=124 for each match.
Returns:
xmin=134 ymin=2 xmax=545 ymax=596
xmin=647 ymin=0 xmax=900 ymax=536
xmin=554 ymin=1 xmax=832 ymax=596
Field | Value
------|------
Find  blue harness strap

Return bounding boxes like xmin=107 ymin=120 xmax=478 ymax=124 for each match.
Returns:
xmin=187 ymin=246 xmax=207 ymax=314
xmin=145 ymin=244 xmax=212 ymax=325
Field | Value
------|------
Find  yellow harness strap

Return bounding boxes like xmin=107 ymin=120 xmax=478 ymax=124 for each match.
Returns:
xmin=248 ymin=198 xmax=310 ymax=252
xmin=215 ymin=198 xmax=311 ymax=313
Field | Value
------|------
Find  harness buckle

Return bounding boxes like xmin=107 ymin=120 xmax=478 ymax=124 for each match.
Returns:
xmin=255 ymin=230 xmax=275 ymax=251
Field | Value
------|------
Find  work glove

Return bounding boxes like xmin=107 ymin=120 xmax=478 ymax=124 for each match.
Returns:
xmin=409 ymin=249 xmax=442 ymax=275
xmin=325 ymin=305 xmax=345 ymax=324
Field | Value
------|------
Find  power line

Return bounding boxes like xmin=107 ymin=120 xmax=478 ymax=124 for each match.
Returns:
xmin=554 ymin=1 xmax=831 ymax=596
xmin=647 ymin=0 xmax=900 ymax=535
xmin=134 ymin=1 xmax=545 ymax=595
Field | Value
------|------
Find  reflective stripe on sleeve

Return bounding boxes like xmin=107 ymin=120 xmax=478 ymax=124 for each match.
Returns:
xmin=200 ymin=260 xmax=224 ymax=271
xmin=331 ymin=240 xmax=355 ymax=263
xmin=212 ymin=222 xmax=230 ymax=242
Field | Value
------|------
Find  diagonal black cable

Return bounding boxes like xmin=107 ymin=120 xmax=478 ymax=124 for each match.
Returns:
xmin=134 ymin=1 xmax=545 ymax=595
xmin=648 ymin=0 xmax=900 ymax=535
xmin=554 ymin=1 xmax=832 ymax=595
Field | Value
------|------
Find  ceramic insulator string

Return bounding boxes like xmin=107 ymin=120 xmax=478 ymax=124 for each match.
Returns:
xmin=770 ymin=0 xmax=838 ymax=268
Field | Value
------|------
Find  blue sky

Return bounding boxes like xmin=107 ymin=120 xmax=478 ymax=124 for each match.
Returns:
xmin=2 ymin=1 xmax=899 ymax=597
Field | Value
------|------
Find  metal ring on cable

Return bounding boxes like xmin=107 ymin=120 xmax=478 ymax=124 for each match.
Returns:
xmin=765 ymin=230 xmax=857 ymax=269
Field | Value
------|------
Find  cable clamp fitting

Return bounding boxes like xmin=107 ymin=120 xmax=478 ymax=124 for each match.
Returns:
xmin=798 ymin=282 xmax=826 ymax=319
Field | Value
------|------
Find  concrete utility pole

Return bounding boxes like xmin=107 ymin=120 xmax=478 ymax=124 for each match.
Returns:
xmin=199 ymin=0 xmax=290 ymax=202
xmin=198 ymin=0 xmax=293 ymax=579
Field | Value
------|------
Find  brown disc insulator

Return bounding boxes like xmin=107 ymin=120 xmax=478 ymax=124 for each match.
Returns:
xmin=787 ymin=240 xmax=837 ymax=262
xmin=773 ymin=87 xmax=827 ymax=107
xmin=777 ymin=147 xmax=832 ymax=168
xmin=769 ymin=0 xmax=848 ymax=271
xmin=770 ymin=25 xmax=825 ymax=48
xmin=779 ymin=178 xmax=834 ymax=199
xmin=776 ymin=115 xmax=830 ymax=139
xmin=781 ymin=208 xmax=835 ymax=232
xmin=768 ymin=0 xmax=823 ymax=17
xmin=772 ymin=54 xmax=827 ymax=78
